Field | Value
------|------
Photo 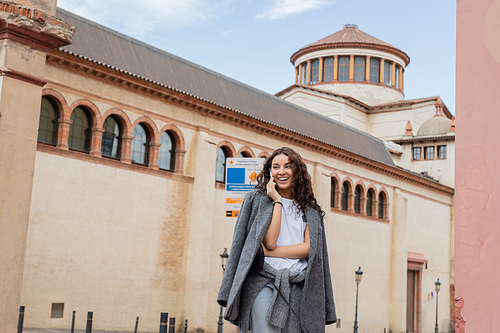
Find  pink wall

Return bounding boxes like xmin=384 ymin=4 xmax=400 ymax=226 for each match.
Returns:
xmin=455 ymin=0 xmax=500 ymax=331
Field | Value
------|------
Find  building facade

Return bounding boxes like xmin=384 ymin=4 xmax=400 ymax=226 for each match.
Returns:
xmin=17 ymin=10 xmax=454 ymax=333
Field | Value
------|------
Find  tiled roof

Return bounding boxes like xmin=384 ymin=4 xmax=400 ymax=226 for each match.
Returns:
xmin=55 ymin=8 xmax=394 ymax=166
xmin=306 ymin=24 xmax=397 ymax=49
xmin=291 ymin=24 xmax=410 ymax=65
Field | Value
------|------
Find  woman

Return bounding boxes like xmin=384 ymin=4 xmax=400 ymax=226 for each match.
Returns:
xmin=217 ymin=147 xmax=336 ymax=333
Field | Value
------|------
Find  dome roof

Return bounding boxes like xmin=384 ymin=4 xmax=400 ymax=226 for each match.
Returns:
xmin=417 ymin=116 xmax=452 ymax=136
xmin=291 ymin=24 xmax=410 ymax=66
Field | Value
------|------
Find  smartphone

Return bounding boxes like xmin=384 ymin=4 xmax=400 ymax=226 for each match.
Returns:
xmin=269 ymin=169 xmax=273 ymax=179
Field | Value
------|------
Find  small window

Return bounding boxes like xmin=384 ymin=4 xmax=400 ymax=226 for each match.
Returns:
xmin=425 ymin=146 xmax=435 ymax=160
xmin=101 ymin=116 xmax=121 ymax=158
xmin=69 ymin=107 xmax=91 ymax=151
xmin=395 ymin=65 xmax=400 ymax=88
xmin=366 ymin=189 xmax=374 ymax=216
xmin=413 ymin=147 xmax=421 ymax=161
xmin=216 ymin=147 xmax=229 ymax=183
xmin=238 ymin=151 xmax=251 ymax=158
xmin=341 ymin=182 xmax=350 ymax=211
xmin=38 ymin=97 xmax=58 ymax=145
xmin=438 ymin=145 xmax=447 ymax=159
xmin=301 ymin=63 xmax=308 ymax=85
xmin=354 ymin=56 xmax=365 ymax=82
xmin=384 ymin=61 xmax=392 ymax=86
xmin=370 ymin=58 xmax=380 ymax=83
xmin=158 ymin=131 xmax=176 ymax=171
xmin=310 ymin=59 xmax=320 ymax=84
xmin=338 ymin=56 xmax=349 ymax=82
xmin=354 ymin=185 xmax=362 ymax=213
xmin=323 ymin=57 xmax=334 ymax=82
xmin=330 ymin=178 xmax=336 ymax=208
xmin=51 ymin=303 xmax=64 ymax=319
xmin=378 ymin=192 xmax=386 ymax=219
xmin=131 ymin=124 xmax=149 ymax=165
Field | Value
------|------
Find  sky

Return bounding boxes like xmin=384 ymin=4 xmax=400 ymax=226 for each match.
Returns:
xmin=57 ymin=0 xmax=457 ymax=114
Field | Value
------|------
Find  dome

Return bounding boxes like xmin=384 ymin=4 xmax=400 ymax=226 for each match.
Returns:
xmin=417 ymin=116 xmax=452 ymax=136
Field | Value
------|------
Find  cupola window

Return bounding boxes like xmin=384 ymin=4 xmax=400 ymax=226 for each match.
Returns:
xmin=301 ymin=63 xmax=308 ymax=85
xmin=323 ymin=57 xmax=334 ymax=82
xmin=311 ymin=59 xmax=320 ymax=84
xmin=354 ymin=56 xmax=365 ymax=82
xmin=370 ymin=58 xmax=380 ymax=83
xmin=384 ymin=61 xmax=392 ymax=86
xmin=338 ymin=56 xmax=349 ymax=82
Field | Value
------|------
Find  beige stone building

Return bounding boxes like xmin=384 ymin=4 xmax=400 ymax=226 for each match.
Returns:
xmin=14 ymin=9 xmax=455 ymax=333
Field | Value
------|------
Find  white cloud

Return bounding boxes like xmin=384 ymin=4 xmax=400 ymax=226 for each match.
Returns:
xmin=255 ymin=0 xmax=335 ymax=20
xmin=58 ymin=0 xmax=214 ymax=38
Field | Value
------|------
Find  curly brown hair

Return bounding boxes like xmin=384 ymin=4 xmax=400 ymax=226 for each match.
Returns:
xmin=255 ymin=147 xmax=324 ymax=216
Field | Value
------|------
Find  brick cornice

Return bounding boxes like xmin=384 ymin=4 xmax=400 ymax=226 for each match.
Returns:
xmin=46 ymin=49 xmax=454 ymax=197
xmin=0 ymin=1 xmax=75 ymax=52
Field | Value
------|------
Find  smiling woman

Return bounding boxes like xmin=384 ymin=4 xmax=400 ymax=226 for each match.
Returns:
xmin=218 ymin=147 xmax=336 ymax=333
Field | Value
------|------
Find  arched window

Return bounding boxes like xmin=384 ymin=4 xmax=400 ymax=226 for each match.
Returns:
xmin=69 ymin=106 xmax=91 ymax=151
xmin=131 ymin=123 xmax=149 ymax=165
xmin=366 ymin=189 xmax=375 ymax=216
xmin=38 ymin=97 xmax=58 ymax=145
xmin=354 ymin=185 xmax=362 ymax=213
xmin=101 ymin=116 xmax=121 ymax=158
xmin=330 ymin=178 xmax=336 ymax=208
xmin=158 ymin=131 xmax=176 ymax=171
xmin=378 ymin=192 xmax=386 ymax=219
xmin=341 ymin=182 xmax=350 ymax=211
xmin=216 ymin=147 xmax=229 ymax=182
xmin=238 ymin=151 xmax=251 ymax=158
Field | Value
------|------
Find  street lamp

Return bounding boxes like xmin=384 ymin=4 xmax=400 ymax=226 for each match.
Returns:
xmin=434 ymin=278 xmax=441 ymax=333
xmin=353 ymin=267 xmax=363 ymax=333
xmin=217 ymin=248 xmax=229 ymax=333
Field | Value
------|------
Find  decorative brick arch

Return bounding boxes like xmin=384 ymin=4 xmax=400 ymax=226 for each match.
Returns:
xmin=377 ymin=188 xmax=390 ymax=221
xmin=258 ymin=151 xmax=270 ymax=159
xmin=237 ymin=146 xmax=255 ymax=158
xmin=42 ymin=88 xmax=69 ymax=119
xmin=340 ymin=177 xmax=355 ymax=212
xmin=42 ymin=88 xmax=71 ymax=149
xmin=159 ymin=124 xmax=186 ymax=174
xmin=68 ymin=99 xmax=100 ymax=128
xmin=100 ymin=108 xmax=131 ymax=135
xmin=354 ymin=181 xmax=367 ymax=215
xmin=366 ymin=185 xmax=378 ymax=217
xmin=329 ymin=173 xmax=341 ymax=209
xmin=216 ymin=140 xmax=237 ymax=158
xmin=131 ymin=116 xmax=160 ymax=169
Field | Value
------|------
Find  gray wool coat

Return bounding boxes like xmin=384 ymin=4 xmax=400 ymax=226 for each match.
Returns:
xmin=217 ymin=189 xmax=337 ymax=332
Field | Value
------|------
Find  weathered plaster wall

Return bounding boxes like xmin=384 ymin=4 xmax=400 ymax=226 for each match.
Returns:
xmin=455 ymin=0 xmax=500 ymax=331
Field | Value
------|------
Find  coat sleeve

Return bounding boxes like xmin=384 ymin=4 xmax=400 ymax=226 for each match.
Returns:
xmin=217 ymin=190 xmax=256 ymax=307
xmin=322 ymin=217 xmax=337 ymax=324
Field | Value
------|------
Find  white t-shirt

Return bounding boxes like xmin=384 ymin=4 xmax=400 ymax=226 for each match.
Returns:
xmin=264 ymin=197 xmax=308 ymax=272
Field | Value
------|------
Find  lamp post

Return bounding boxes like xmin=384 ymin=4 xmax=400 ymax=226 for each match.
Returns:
xmin=353 ymin=267 xmax=363 ymax=333
xmin=217 ymin=248 xmax=229 ymax=333
xmin=434 ymin=278 xmax=441 ymax=333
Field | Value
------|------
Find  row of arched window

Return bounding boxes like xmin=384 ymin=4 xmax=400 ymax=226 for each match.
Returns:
xmin=38 ymin=94 xmax=182 ymax=171
xmin=295 ymin=55 xmax=404 ymax=90
xmin=330 ymin=177 xmax=389 ymax=220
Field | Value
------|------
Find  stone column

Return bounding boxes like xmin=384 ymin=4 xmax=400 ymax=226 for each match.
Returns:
xmin=389 ymin=188 xmax=408 ymax=333
xmin=120 ymin=134 xmax=133 ymax=164
xmin=333 ymin=55 xmax=338 ymax=81
xmin=295 ymin=66 xmax=299 ymax=84
xmin=349 ymin=54 xmax=355 ymax=81
xmin=0 ymin=2 xmax=74 ymax=332
xmin=380 ymin=58 xmax=385 ymax=84
xmin=56 ymin=118 xmax=71 ymax=150
xmin=399 ymin=67 xmax=404 ymax=91
xmin=318 ymin=57 xmax=324 ymax=83
xmin=89 ymin=127 xmax=104 ymax=157
xmin=298 ymin=63 xmax=303 ymax=85
xmin=148 ymin=141 xmax=160 ymax=170
xmin=392 ymin=62 xmax=396 ymax=87
xmin=365 ymin=56 xmax=371 ymax=81
xmin=305 ymin=59 xmax=311 ymax=85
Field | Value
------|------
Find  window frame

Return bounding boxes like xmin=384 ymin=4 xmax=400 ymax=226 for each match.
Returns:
xmin=158 ymin=130 xmax=176 ymax=171
xmin=68 ymin=106 xmax=92 ymax=152
xmin=425 ymin=146 xmax=435 ymax=160
xmin=310 ymin=59 xmax=320 ymax=84
xmin=323 ymin=57 xmax=334 ymax=82
xmin=38 ymin=96 xmax=59 ymax=145
xmin=131 ymin=123 xmax=150 ymax=165
xmin=438 ymin=145 xmax=447 ymax=159
xmin=354 ymin=56 xmax=365 ymax=82
xmin=341 ymin=181 xmax=350 ymax=211
xmin=370 ymin=58 xmax=380 ymax=83
xmin=216 ymin=146 xmax=229 ymax=183
xmin=413 ymin=147 xmax=421 ymax=161
xmin=101 ymin=115 xmax=122 ymax=159
xmin=338 ymin=56 xmax=350 ymax=82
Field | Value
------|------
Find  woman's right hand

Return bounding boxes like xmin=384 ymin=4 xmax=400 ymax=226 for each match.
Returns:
xmin=266 ymin=175 xmax=282 ymax=202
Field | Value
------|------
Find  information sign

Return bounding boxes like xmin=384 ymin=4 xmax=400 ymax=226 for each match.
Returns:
xmin=225 ymin=158 xmax=265 ymax=217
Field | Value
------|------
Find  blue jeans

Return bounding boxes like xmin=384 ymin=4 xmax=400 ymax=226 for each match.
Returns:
xmin=250 ymin=282 xmax=290 ymax=333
